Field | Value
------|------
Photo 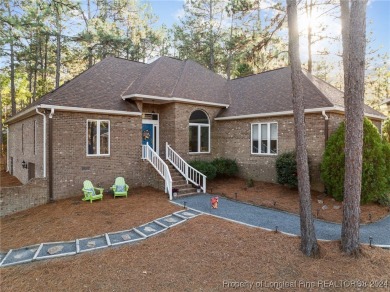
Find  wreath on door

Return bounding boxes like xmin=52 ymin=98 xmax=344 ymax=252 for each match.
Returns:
xmin=142 ymin=129 xmax=151 ymax=141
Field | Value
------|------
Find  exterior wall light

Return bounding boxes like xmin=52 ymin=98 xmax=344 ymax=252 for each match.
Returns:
xmin=22 ymin=160 xmax=28 ymax=169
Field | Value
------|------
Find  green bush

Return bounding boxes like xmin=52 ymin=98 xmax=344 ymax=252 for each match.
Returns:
xmin=275 ymin=151 xmax=298 ymax=188
xmin=212 ymin=158 xmax=239 ymax=177
xmin=321 ymin=118 xmax=389 ymax=204
xmin=189 ymin=160 xmax=217 ymax=180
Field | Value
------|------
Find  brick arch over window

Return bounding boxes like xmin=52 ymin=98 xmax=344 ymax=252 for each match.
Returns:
xmin=189 ymin=110 xmax=210 ymax=153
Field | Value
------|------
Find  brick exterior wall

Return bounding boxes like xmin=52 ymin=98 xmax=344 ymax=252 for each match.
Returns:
xmin=8 ymin=115 xmax=44 ymax=183
xmin=50 ymin=111 xmax=166 ymax=200
xmin=0 ymin=178 xmax=48 ymax=217
xmin=6 ymin=105 xmax=383 ymax=204
xmin=214 ymin=113 xmax=327 ymax=191
xmin=142 ymin=103 xmax=222 ymax=161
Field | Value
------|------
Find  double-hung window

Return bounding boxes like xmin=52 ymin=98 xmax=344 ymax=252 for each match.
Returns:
xmin=189 ymin=110 xmax=210 ymax=153
xmin=87 ymin=120 xmax=110 ymax=156
xmin=251 ymin=122 xmax=278 ymax=155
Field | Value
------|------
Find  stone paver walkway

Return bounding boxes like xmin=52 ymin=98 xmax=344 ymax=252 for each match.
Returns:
xmin=173 ymin=194 xmax=390 ymax=247
xmin=0 ymin=209 xmax=201 ymax=268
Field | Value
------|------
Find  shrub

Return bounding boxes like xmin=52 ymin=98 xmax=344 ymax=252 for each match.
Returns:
xmin=276 ymin=152 xmax=298 ymax=188
xmin=189 ymin=160 xmax=217 ymax=180
xmin=246 ymin=178 xmax=254 ymax=188
xmin=321 ymin=118 xmax=388 ymax=204
xmin=212 ymin=158 xmax=239 ymax=177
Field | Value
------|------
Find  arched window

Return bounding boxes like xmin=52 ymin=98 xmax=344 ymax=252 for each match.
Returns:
xmin=189 ymin=110 xmax=210 ymax=153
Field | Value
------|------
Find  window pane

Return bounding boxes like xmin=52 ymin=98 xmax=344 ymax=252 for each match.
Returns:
xmin=200 ymin=126 xmax=209 ymax=152
xmin=261 ymin=124 xmax=268 ymax=153
xmin=189 ymin=110 xmax=209 ymax=124
xmin=270 ymin=123 xmax=277 ymax=154
xmin=100 ymin=121 xmax=109 ymax=155
xmin=252 ymin=124 xmax=259 ymax=153
xmin=189 ymin=126 xmax=198 ymax=152
xmin=270 ymin=140 xmax=277 ymax=154
xmin=270 ymin=123 xmax=277 ymax=140
xmin=88 ymin=121 xmax=97 ymax=155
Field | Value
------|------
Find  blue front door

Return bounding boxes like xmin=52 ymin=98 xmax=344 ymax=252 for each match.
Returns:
xmin=142 ymin=123 xmax=154 ymax=150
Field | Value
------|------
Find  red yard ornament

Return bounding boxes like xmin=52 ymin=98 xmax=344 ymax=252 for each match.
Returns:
xmin=211 ymin=196 xmax=219 ymax=209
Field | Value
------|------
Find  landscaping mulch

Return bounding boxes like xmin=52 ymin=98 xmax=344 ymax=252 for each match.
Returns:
xmin=208 ymin=177 xmax=389 ymax=224
xmin=1 ymin=185 xmax=389 ymax=291
xmin=0 ymin=187 xmax=180 ymax=251
xmin=1 ymin=215 xmax=389 ymax=291
xmin=0 ymin=170 xmax=22 ymax=187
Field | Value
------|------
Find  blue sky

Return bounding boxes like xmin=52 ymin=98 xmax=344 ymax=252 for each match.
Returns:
xmin=146 ymin=0 xmax=390 ymax=57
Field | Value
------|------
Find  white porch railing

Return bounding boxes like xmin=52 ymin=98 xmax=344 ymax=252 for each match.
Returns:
xmin=166 ymin=142 xmax=206 ymax=193
xmin=142 ymin=143 xmax=173 ymax=200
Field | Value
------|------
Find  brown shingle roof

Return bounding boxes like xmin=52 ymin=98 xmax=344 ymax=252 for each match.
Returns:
xmin=123 ymin=56 xmax=229 ymax=104
xmin=217 ymin=67 xmax=386 ymax=119
xmin=218 ymin=67 xmax=333 ymax=118
xmin=21 ymin=56 xmax=145 ymax=113
xmin=14 ymin=57 xmax=385 ymax=120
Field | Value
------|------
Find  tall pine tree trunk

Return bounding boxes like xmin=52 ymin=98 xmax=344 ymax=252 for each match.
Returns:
xmin=287 ymin=0 xmax=319 ymax=257
xmin=341 ymin=0 xmax=367 ymax=255
xmin=209 ymin=0 xmax=215 ymax=72
xmin=55 ymin=5 xmax=61 ymax=89
xmin=7 ymin=2 xmax=16 ymax=115
xmin=340 ymin=0 xmax=350 ymax=92
xmin=305 ymin=0 xmax=313 ymax=73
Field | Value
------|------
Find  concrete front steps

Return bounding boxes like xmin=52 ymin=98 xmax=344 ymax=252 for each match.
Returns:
xmin=168 ymin=164 xmax=199 ymax=198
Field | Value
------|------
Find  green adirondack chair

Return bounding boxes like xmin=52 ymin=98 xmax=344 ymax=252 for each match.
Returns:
xmin=111 ymin=177 xmax=129 ymax=198
xmin=82 ymin=180 xmax=104 ymax=203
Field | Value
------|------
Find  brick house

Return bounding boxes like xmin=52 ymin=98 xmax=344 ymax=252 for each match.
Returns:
xmin=6 ymin=56 xmax=386 ymax=201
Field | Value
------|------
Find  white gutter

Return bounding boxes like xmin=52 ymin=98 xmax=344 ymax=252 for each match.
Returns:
xmin=215 ymin=106 xmax=386 ymax=121
xmin=36 ymin=108 xmax=47 ymax=178
xmin=39 ymin=104 xmax=142 ymax=116
xmin=122 ymin=94 xmax=230 ymax=108
xmin=6 ymin=105 xmax=141 ymax=124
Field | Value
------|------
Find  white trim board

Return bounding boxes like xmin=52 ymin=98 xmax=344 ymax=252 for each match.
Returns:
xmin=214 ymin=106 xmax=386 ymax=121
xmin=122 ymin=94 xmax=230 ymax=108
xmin=6 ymin=104 xmax=141 ymax=124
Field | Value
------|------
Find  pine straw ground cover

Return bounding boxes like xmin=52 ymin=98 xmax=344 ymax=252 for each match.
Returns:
xmin=1 ymin=177 xmax=389 ymax=291
xmin=0 ymin=215 xmax=389 ymax=291
xmin=208 ymin=178 xmax=390 ymax=224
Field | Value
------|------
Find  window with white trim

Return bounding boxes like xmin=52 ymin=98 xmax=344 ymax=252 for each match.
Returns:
xmin=189 ymin=110 xmax=210 ymax=153
xmin=87 ymin=120 xmax=110 ymax=156
xmin=251 ymin=122 xmax=278 ymax=154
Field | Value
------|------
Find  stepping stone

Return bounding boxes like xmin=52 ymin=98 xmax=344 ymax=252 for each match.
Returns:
xmin=333 ymin=205 xmax=341 ymax=210
xmin=87 ymin=241 xmax=96 ymax=248
xmin=182 ymin=212 xmax=194 ymax=217
xmin=164 ymin=217 xmax=178 ymax=223
xmin=121 ymin=234 xmax=131 ymax=241
xmin=318 ymin=200 xmax=323 ymax=204
xmin=47 ymin=245 xmax=64 ymax=255
xmin=143 ymin=227 xmax=156 ymax=232
xmin=14 ymin=248 xmax=37 ymax=259
xmin=322 ymin=205 xmax=328 ymax=210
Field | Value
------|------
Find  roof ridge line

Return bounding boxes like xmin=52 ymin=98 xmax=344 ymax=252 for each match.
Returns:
xmin=229 ymin=67 xmax=288 ymax=81
xmin=301 ymin=71 xmax=338 ymax=108
xmin=130 ymin=60 xmax=159 ymax=94
xmin=170 ymin=60 xmax=188 ymax=97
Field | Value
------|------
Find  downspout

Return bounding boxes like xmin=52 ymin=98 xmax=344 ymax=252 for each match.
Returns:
xmin=35 ymin=108 xmax=46 ymax=177
xmin=322 ymin=110 xmax=329 ymax=144
xmin=48 ymin=108 xmax=55 ymax=202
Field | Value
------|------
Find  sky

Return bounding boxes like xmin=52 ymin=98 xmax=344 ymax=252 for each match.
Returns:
xmin=145 ymin=0 xmax=390 ymax=59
